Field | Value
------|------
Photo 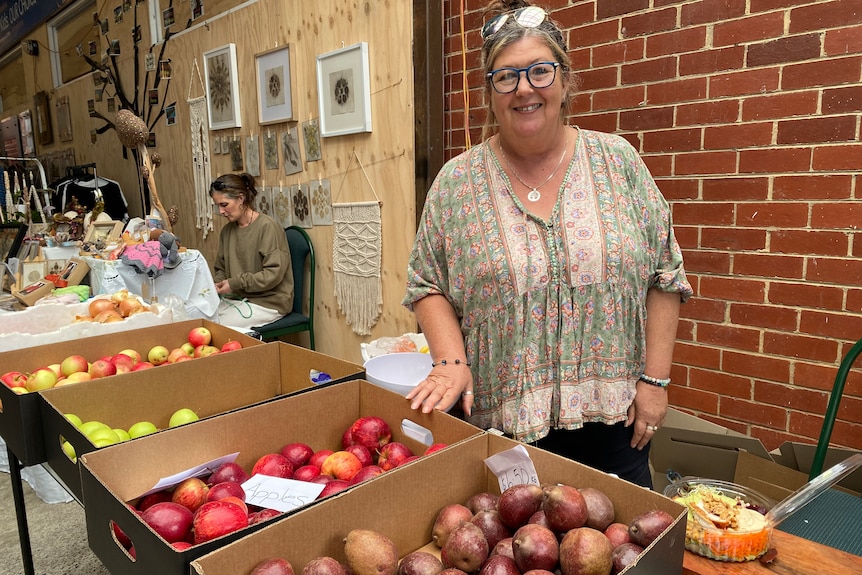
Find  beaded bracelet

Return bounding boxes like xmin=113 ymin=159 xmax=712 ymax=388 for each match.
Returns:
xmin=639 ymin=373 xmax=671 ymax=388
xmin=431 ymin=359 xmax=471 ymax=368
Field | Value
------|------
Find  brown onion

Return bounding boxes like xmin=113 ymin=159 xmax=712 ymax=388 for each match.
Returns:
xmin=118 ymin=298 xmax=144 ymax=317
xmin=88 ymin=298 xmax=118 ymax=317
xmin=93 ymin=309 xmax=123 ymax=323
xmin=111 ymin=289 xmax=131 ymax=303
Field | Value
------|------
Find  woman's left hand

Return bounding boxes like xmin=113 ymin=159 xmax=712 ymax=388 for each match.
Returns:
xmin=626 ymin=382 xmax=668 ymax=450
xmin=406 ymin=365 xmax=474 ymax=415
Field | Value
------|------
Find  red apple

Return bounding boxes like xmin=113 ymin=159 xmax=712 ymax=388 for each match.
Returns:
xmin=117 ymin=348 xmax=142 ymax=363
xmin=349 ymin=465 xmax=384 ymax=485
xmin=141 ymin=502 xmax=193 ymax=543
xmin=207 ymin=481 xmax=246 ymax=502
xmin=171 ymin=477 xmax=209 ymax=513
xmin=221 ymin=340 xmax=243 ymax=352
xmin=167 ymin=348 xmax=190 ymax=364
xmin=321 ymin=451 xmax=362 ymax=481
xmin=110 ymin=353 xmax=136 ymax=372
xmin=316 ymin=479 xmax=351 ymax=499
xmin=1 ymin=371 xmax=27 ymax=389
xmin=309 ymin=474 xmax=333 ymax=485
xmin=111 ymin=520 xmax=132 ymax=549
xmin=207 ymin=462 xmax=249 ymax=485
xmin=171 ymin=541 xmax=193 ymax=551
xmin=174 ymin=355 xmax=193 ymax=363
xmin=188 ymin=327 xmax=212 ymax=347
xmin=397 ymin=455 xmax=422 ymax=467
xmin=248 ymin=507 xmax=281 ymax=525
xmin=220 ymin=495 xmax=248 ymax=515
xmin=131 ymin=361 xmax=155 ymax=371
xmin=251 ymin=453 xmax=294 ymax=479
xmin=88 ymin=359 xmax=117 ymax=379
xmin=347 ymin=416 xmax=392 ymax=452
xmin=25 ymin=367 xmax=58 ymax=391
xmin=344 ymin=444 xmax=374 ymax=467
xmin=341 ymin=427 xmax=355 ymax=448
xmin=292 ymin=464 xmax=322 ymax=482
xmin=377 ymin=441 xmax=414 ymax=471
xmin=192 ymin=500 xmax=248 ymax=544
xmin=137 ymin=490 xmax=172 ymax=512
xmin=424 ymin=443 xmax=448 ymax=455
xmin=279 ymin=442 xmax=314 ymax=468
xmin=309 ymin=449 xmax=334 ymax=469
xmin=60 ymin=354 xmax=89 ymax=376
xmin=604 ymin=522 xmax=631 ymax=548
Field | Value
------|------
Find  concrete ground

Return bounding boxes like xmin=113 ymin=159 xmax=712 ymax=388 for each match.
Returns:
xmin=0 ymin=467 xmax=109 ymax=575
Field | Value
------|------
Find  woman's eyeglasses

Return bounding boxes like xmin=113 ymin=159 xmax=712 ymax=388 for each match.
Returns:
xmin=487 ymin=61 xmax=560 ymax=94
xmin=210 ymin=181 xmax=228 ymax=191
xmin=481 ymin=6 xmax=548 ymax=40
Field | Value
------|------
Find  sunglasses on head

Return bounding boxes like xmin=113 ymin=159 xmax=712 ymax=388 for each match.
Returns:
xmin=481 ymin=6 xmax=548 ymax=40
xmin=211 ymin=181 xmax=228 ymax=191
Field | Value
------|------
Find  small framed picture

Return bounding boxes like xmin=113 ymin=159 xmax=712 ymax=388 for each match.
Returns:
xmin=107 ymin=97 xmax=116 ymax=113
xmin=145 ymin=53 xmax=156 ymax=71
xmin=148 ymin=89 xmax=159 ymax=106
xmin=84 ymin=220 xmax=123 ymax=244
xmin=162 ymin=7 xmax=175 ymax=28
xmin=159 ymin=59 xmax=172 ymax=80
xmin=255 ymin=44 xmax=296 ymax=125
xmin=147 ymin=133 xmax=156 ymax=147
xmin=316 ymin=42 xmax=372 ymax=137
xmin=165 ymin=104 xmax=176 ymax=126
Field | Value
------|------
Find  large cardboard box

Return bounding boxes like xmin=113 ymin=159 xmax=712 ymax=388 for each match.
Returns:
xmin=650 ymin=408 xmax=772 ymax=492
xmin=40 ymin=341 xmax=364 ymax=501
xmin=79 ymin=380 xmax=483 ymax=575
xmin=0 ymin=319 xmax=262 ymax=466
xmin=189 ymin=433 xmax=687 ymax=575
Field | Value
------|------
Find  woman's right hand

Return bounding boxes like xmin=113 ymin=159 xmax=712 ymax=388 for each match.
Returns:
xmin=406 ymin=365 xmax=474 ymax=415
xmin=215 ymin=280 xmax=232 ymax=295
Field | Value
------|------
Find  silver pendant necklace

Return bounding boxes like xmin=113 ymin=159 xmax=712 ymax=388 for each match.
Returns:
xmin=499 ymin=131 xmax=569 ymax=202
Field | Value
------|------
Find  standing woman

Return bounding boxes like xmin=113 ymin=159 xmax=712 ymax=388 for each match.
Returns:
xmin=210 ymin=173 xmax=294 ymax=331
xmin=403 ymin=0 xmax=692 ymax=487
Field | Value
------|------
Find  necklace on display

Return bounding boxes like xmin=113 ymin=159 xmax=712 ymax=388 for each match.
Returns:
xmin=499 ymin=131 xmax=569 ymax=202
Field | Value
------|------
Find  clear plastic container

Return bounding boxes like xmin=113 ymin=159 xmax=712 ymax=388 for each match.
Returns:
xmin=665 ymin=453 xmax=862 ymax=562
xmin=664 ymin=478 xmax=774 ymax=561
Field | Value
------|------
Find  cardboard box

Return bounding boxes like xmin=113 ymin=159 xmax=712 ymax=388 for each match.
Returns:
xmin=40 ymin=341 xmax=364 ymax=501
xmin=12 ymin=278 xmax=55 ymax=306
xmin=770 ymin=441 xmax=862 ymax=494
xmin=650 ymin=408 xmax=772 ymax=492
xmin=79 ymin=380 xmax=483 ymax=575
xmin=0 ymin=319 xmax=262 ymax=467
xmin=189 ymin=433 xmax=687 ymax=575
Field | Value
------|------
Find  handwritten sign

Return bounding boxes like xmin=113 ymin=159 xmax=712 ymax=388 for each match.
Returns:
xmin=484 ymin=445 xmax=540 ymax=492
xmin=241 ymin=475 xmax=325 ymax=512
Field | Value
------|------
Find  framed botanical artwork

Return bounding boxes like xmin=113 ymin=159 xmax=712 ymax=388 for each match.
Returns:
xmin=316 ymin=42 xmax=372 ymax=137
xmin=84 ymin=220 xmax=123 ymax=244
xmin=0 ymin=223 xmax=26 ymax=262
xmin=255 ymin=45 xmax=296 ymax=125
xmin=203 ymin=43 xmax=242 ymax=130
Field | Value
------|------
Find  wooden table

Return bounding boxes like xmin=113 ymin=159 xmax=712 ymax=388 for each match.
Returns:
xmin=683 ymin=529 xmax=862 ymax=574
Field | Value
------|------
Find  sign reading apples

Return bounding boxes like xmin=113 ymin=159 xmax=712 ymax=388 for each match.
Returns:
xmin=241 ymin=475 xmax=325 ymax=512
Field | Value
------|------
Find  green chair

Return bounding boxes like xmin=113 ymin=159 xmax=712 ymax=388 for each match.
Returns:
xmin=810 ymin=337 xmax=862 ymax=478
xmin=253 ymin=226 xmax=315 ymax=348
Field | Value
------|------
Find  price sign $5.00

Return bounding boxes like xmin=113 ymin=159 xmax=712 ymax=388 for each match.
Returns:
xmin=484 ymin=445 xmax=540 ymax=492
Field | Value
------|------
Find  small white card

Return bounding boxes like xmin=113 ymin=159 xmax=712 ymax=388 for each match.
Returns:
xmin=139 ymin=453 xmax=240 ymax=497
xmin=241 ymin=475 xmax=326 ymax=512
xmin=484 ymin=445 xmax=540 ymax=492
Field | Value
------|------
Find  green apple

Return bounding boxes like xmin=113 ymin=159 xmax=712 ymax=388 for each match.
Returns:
xmin=128 ymin=421 xmax=159 ymax=439
xmin=64 ymin=413 xmax=83 ymax=428
xmin=61 ymin=441 xmax=76 ymax=462
xmin=79 ymin=420 xmax=110 ymax=437
xmin=88 ymin=427 xmax=121 ymax=446
xmin=169 ymin=408 xmax=200 ymax=428
xmin=113 ymin=428 xmax=131 ymax=442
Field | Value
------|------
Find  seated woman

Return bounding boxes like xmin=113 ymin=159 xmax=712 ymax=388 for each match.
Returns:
xmin=210 ymin=173 xmax=293 ymax=331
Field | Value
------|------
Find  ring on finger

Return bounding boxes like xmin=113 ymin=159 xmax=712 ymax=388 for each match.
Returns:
xmin=646 ymin=424 xmax=659 ymax=432
xmin=462 ymin=390 xmax=474 ymax=396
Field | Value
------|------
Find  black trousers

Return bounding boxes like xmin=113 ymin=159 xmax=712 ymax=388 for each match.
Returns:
xmin=531 ymin=421 xmax=653 ymax=489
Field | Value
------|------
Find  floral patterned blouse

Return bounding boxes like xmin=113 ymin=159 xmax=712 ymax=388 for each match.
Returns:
xmin=403 ymin=128 xmax=693 ymax=443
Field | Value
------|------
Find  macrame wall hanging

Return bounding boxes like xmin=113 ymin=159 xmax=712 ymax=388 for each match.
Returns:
xmin=188 ymin=58 xmax=213 ymax=239
xmin=332 ymin=150 xmax=382 ymax=336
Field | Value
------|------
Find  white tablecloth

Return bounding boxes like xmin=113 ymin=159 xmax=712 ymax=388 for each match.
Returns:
xmin=83 ymin=249 xmax=219 ymax=320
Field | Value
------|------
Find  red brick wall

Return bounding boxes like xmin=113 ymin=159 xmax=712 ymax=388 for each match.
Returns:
xmin=441 ymin=0 xmax=862 ymax=452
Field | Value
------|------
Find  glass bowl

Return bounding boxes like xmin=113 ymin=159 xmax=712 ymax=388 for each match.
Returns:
xmin=663 ymin=477 xmax=775 ymax=562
